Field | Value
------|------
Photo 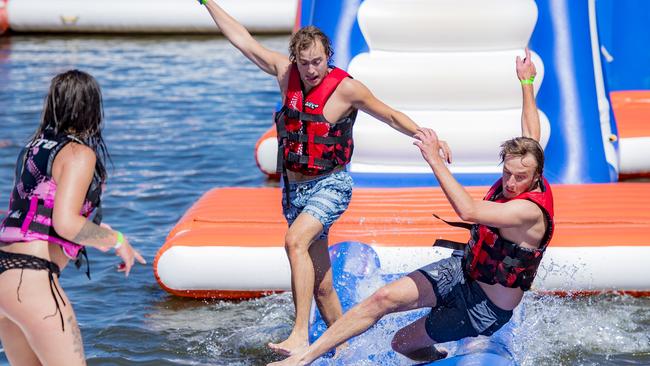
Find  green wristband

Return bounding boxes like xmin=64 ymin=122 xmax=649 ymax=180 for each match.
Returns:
xmin=114 ymin=231 xmax=124 ymax=250
xmin=520 ymin=76 xmax=535 ymax=85
xmin=199 ymin=0 xmax=208 ymax=5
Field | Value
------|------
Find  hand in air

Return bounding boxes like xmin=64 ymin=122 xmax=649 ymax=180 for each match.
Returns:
xmin=516 ymin=47 xmax=537 ymax=81
xmin=115 ymin=235 xmax=147 ymax=277
xmin=413 ymin=128 xmax=452 ymax=165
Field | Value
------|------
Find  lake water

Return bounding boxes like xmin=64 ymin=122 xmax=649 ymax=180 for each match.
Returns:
xmin=0 ymin=35 xmax=648 ymax=365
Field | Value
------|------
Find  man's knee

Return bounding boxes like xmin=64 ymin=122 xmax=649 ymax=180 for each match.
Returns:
xmin=366 ymin=286 xmax=400 ymax=314
xmin=314 ymin=279 xmax=334 ymax=299
xmin=284 ymin=232 xmax=308 ymax=254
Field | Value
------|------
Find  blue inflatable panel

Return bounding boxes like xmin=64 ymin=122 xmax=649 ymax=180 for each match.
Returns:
xmin=596 ymin=0 xmax=650 ymax=91
xmin=350 ymin=171 xmax=502 ymax=188
xmin=299 ymin=0 xmax=368 ymax=69
xmin=530 ymin=0 xmax=615 ymax=183
xmin=423 ymin=353 xmax=513 ymax=366
xmin=309 ymin=242 xmax=516 ymax=365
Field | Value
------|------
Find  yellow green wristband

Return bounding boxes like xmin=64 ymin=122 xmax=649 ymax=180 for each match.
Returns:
xmin=114 ymin=231 xmax=124 ymax=250
xmin=198 ymin=0 xmax=208 ymax=5
xmin=520 ymin=76 xmax=535 ymax=85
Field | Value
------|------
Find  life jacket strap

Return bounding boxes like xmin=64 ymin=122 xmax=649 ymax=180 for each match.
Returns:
xmin=286 ymin=152 xmax=336 ymax=170
xmin=285 ymin=131 xmax=351 ymax=145
xmin=282 ymin=108 xmax=328 ymax=122
xmin=431 ymin=213 xmax=473 ymax=230
xmin=432 ymin=239 xmax=467 ymax=251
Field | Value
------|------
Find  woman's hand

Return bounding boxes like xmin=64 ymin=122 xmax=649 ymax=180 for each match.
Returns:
xmin=114 ymin=235 xmax=146 ymax=277
xmin=96 ymin=223 xmax=146 ymax=276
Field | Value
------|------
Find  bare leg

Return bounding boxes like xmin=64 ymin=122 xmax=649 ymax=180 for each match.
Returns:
xmin=267 ymin=271 xmax=437 ymax=366
xmin=0 ymin=269 xmax=86 ymax=366
xmin=310 ymin=237 xmax=346 ymax=355
xmin=268 ymin=213 xmax=324 ymax=356
xmin=310 ymin=238 xmax=342 ymax=327
xmin=0 ymin=316 xmax=42 ymax=366
xmin=391 ymin=316 xmax=447 ymax=362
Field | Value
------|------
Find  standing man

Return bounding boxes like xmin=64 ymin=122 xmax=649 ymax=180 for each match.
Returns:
xmin=267 ymin=50 xmax=553 ymax=366
xmin=196 ymin=0 xmax=450 ymax=356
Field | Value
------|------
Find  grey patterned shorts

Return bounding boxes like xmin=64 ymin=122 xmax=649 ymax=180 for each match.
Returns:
xmin=282 ymin=171 xmax=353 ymax=240
xmin=417 ymin=252 xmax=513 ymax=343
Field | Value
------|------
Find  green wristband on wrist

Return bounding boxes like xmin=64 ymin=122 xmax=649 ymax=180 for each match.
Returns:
xmin=520 ymin=76 xmax=535 ymax=85
xmin=114 ymin=231 xmax=124 ymax=250
xmin=198 ymin=0 xmax=208 ymax=5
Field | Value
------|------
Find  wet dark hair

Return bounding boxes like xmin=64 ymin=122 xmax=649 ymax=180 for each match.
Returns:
xmin=289 ymin=26 xmax=334 ymax=63
xmin=32 ymin=70 xmax=111 ymax=180
xmin=499 ymin=137 xmax=545 ymax=177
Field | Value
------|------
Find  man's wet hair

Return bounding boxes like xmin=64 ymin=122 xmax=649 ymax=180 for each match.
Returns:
xmin=499 ymin=137 xmax=545 ymax=176
xmin=289 ymin=26 xmax=334 ymax=63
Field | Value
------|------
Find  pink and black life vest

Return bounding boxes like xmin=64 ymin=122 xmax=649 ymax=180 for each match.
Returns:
xmin=0 ymin=128 xmax=103 ymax=266
xmin=434 ymin=178 xmax=554 ymax=291
xmin=275 ymin=64 xmax=357 ymax=176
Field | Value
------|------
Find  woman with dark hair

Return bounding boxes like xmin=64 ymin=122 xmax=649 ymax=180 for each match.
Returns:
xmin=0 ymin=70 xmax=145 ymax=365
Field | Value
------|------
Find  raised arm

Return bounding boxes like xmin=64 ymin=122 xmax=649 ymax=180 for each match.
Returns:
xmin=516 ymin=48 xmax=541 ymax=141
xmin=201 ymin=0 xmax=290 ymax=76
xmin=414 ymin=128 xmax=539 ymax=228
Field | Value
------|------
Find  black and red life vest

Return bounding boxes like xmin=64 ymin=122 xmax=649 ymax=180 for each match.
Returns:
xmin=434 ymin=178 xmax=555 ymax=291
xmin=461 ymin=178 xmax=555 ymax=291
xmin=275 ymin=64 xmax=357 ymax=176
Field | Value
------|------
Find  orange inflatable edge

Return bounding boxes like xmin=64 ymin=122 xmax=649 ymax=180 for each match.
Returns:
xmin=154 ymin=183 xmax=650 ymax=298
xmin=610 ymin=90 xmax=650 ymax=139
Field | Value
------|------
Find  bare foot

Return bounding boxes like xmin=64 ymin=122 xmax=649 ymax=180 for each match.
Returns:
xmin=266 ymin=354 xmax=305 ymax=366
xmin=267 ymin=337 xmax=309 ymax=357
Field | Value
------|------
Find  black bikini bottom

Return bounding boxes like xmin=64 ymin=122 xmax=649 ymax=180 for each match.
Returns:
xmin=0 ymin=250 xmax=67 ymax=331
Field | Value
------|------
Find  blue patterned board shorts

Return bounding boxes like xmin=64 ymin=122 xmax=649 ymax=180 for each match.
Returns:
xmin=282 ymin=171 xmax=353 ymax=240
xmin=417 ymin=252 xmax=513 ymax=343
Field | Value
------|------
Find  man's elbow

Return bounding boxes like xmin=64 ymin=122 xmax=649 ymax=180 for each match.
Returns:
xmin=458 ymin=209 xmax=477 ymax=223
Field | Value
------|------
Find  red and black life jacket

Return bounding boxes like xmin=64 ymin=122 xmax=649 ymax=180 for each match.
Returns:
xmin=434 ymin=178 xmax=554 ymax=291
xmin=274 ymin=64 xmax=357 ymax=176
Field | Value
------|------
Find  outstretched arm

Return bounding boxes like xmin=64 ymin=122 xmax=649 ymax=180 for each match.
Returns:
xmin=414 ymin=128 xmax=539 ymax=228
xmin=340 ymin=78 xmax=452 ymax=162
xmin=342 ymin=78 xmax=418 ymax=136
xmin=516 ymin=48 xmax=541 ymax=141
xmin=201 ymin=0 xmax=290 ymax=76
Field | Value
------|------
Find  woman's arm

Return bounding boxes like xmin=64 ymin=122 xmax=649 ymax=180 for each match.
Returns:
xmin=52 ymin=143 xmax=145 ymax=276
